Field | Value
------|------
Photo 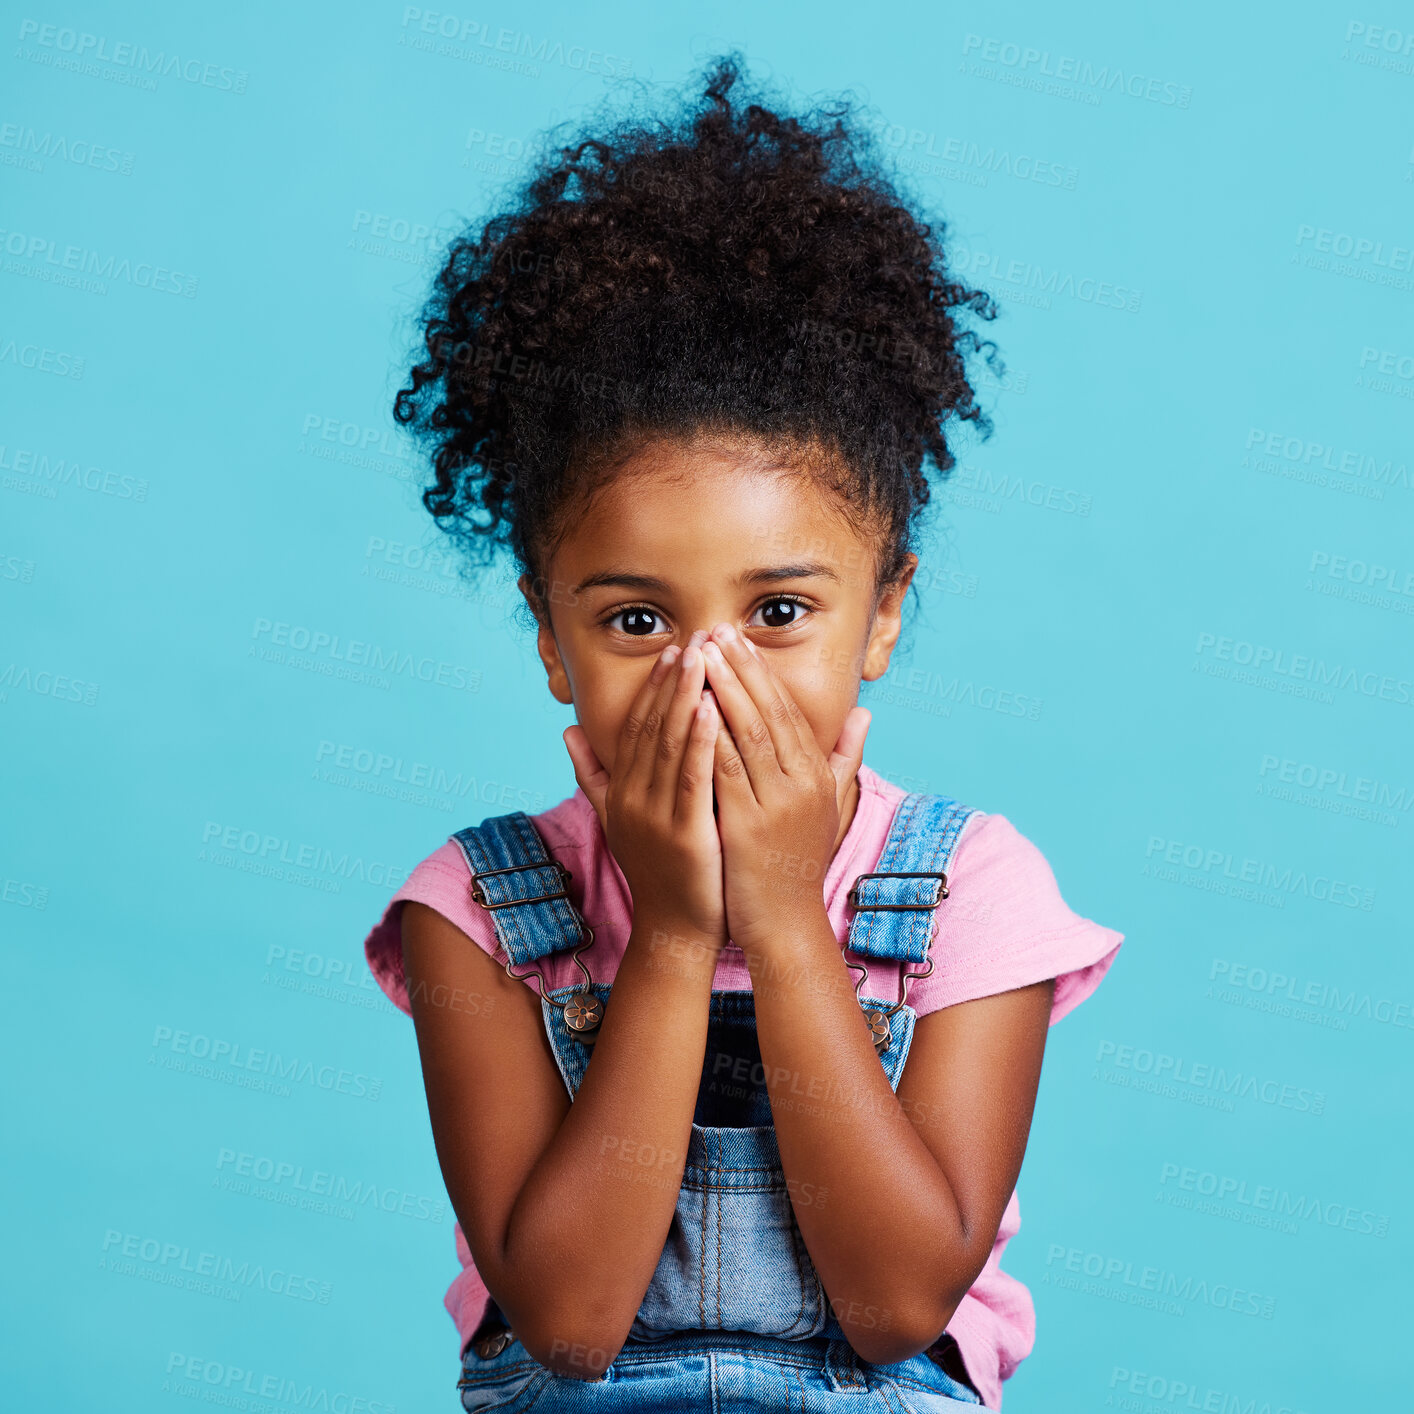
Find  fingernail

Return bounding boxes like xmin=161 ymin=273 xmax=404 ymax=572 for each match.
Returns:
xmin=703 ymin=641 xmax=723 ymax=660
xmin=682 ymin=643 xmax=700 ymax=670
xmin=715 ymin=623 xmax=737 ymax=643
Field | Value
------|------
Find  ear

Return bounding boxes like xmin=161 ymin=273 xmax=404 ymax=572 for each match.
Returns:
xmin=519 ymin=572 xmax=575 ymax=706
xmin=861 ymin=554 xmax=918 ymax=682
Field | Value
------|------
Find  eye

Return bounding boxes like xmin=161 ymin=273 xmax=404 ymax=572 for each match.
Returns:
xmin=749 ymin=595 xmax=811 ymax=630
xmin=606 ymin=605 xmax=666 ymax=637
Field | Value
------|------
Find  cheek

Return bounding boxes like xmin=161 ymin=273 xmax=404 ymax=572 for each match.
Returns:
xmin=578 ymin=668 xmax=651 ymax=773
xmin=773 ymin=657 xmax=856 ymax=753
xmin=776 ymin=639 xmax=859 ymax=702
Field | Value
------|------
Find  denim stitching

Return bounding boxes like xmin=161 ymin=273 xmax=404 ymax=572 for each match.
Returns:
xmin=612 ymin=1342 xmax=829 ymax=1372
xmin=712 ymin=1126 xmax=723 ymax=1327
xmin=685 ymin=1154 xmax=786 ymax=1173
xmin=679 ymin=1179 xmax=789 ymax=1193
xmin=505 ymin=815 xmax=543 ymax=963
xmin=860 ymin=792 xmax=914 ymax=957
xmin=698 ymin=1128 xmax=709 ymax=1329
xmin=463 ymin=820 xmax=530 ymax=966
xmin=877 ymin=1377 xmax=913 ymax=1414
xmin=851 ymin=796 xmax=975 ymax=965
xmin=774 ymin=1186 xmax=815 ymax=1338
xmin=517 ymin=1368 xmax=554 ymax=1413
xmin=891 ymin=1373 xmax=981 ymax=1402
xmin=510 ymin=811 xmax=585 ymax=952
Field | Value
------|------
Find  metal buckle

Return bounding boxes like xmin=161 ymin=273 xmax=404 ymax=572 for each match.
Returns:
xmin=469 ymin=859 xmax=572 ymax=910
xmin=846 ymin=870 xmax=949 ymax=910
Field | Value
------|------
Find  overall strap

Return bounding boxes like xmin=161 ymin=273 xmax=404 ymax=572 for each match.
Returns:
xmin=450 ymin=812 xmax=585 ymax=966
xmin=845 ymin=793 xmax=977 ymax=965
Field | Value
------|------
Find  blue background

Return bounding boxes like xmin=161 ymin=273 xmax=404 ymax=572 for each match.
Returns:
xmin=4 ymin=2 xmax=1410 ymax=1409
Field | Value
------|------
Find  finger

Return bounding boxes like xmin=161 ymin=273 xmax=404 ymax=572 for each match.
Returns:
xmin=675 ymin=685 xmax=720 ymax=826
xmin=563 ymin=726 xmax=610 ymax=833
xmin=741 ymin=635 xmax=819 ymax=761
xmin=706 ymin=625 xmax=808 ymax=773
xmin=629 ymin=640 xmax=695 ymax=798
xmin=650 ymin=633 xmax=709 ymax=800
xmin=711 ymin=705 xmax=756 ymax=811
xmin=619 ymin=643 xmax=680 ymax=784
xmin=701 ymin=639 xmax=776 ymax=798
xmin=827 ymin=706 xmax=871 ymax=802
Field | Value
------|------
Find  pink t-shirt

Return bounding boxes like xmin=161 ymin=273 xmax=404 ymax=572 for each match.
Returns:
xmin=363 ymin=763 xmax=1123 ymax=1409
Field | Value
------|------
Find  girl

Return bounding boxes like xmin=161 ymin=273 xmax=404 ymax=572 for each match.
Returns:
xmin=363 ymin=57 xmax=1123 ymax=1412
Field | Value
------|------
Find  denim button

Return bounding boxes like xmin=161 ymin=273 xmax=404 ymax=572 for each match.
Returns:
xmin=863 ymin=1007 xmax=892 ymax=1051
xmin=564 ymin=991 xmax=603 ymax=1039
xmin=473 ymin=1329 xmax=512 ymax=1358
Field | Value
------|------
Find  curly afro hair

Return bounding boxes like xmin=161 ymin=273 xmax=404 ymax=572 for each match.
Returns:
xmin=392 ymin=54 xmax=1000 ymax=612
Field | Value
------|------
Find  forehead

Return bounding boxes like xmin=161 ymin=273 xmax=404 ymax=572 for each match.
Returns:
xmin=550 ymin=439 xmax=879 ymax=587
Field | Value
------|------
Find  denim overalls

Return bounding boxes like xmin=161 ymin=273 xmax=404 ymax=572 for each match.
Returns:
xmin=451 ymin=792 xmax=986 ymax=1412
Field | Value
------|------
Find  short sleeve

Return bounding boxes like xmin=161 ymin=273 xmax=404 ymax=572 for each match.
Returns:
xmin=363 ymin=839 xmax=501 ymax=1017
xmin=905 ymin=812 xmax=1123 ymax=1026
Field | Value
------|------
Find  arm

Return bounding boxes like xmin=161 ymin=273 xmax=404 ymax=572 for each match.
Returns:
xmin=696 ymin=624 xmax=1052 ymax=1363
xmin=402 ymin=632 xmax=728 ymax=1377
xmin=401 ymin=899 xmax=719 ymax=1378
xmin=744 ymin=921 xmax=1053 ymax=1364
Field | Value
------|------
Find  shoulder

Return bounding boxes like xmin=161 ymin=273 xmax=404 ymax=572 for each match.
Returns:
xmin=362 ymin=789 xmax=600 ymax=1016
xmin=950 ymin=811 xmax=1077 ymax=923
xmin=907 ymin=803 xmax=1125 ymax=1027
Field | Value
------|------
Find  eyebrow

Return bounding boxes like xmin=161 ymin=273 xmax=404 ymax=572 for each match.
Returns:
xmin=571 ymin=561 xmax=844 ymax=596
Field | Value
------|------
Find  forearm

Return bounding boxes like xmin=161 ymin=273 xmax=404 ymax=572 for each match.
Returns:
xmin=504 ymin=917 xmax=717 ymax=1370
xmin=744 ymin=910 xmax=974 ymax=1363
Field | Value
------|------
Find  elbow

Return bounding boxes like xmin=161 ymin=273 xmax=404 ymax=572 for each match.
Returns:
xmin=840 ymin=1307 xmax=949 ymax=1368
xmin=515 ymin=1308 xmax=628 ymax=1381
xmin=840 ymin=1283 xmax=970 ymax=1367
xmin=844 ymin=1319 xmax=948 ymax=1369
xmin=908 ymin=1292 xmax=968 ymax=1365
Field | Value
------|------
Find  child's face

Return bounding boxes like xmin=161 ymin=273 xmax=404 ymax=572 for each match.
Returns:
xmin=522 ymin=436 xmax=915 ymax=777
